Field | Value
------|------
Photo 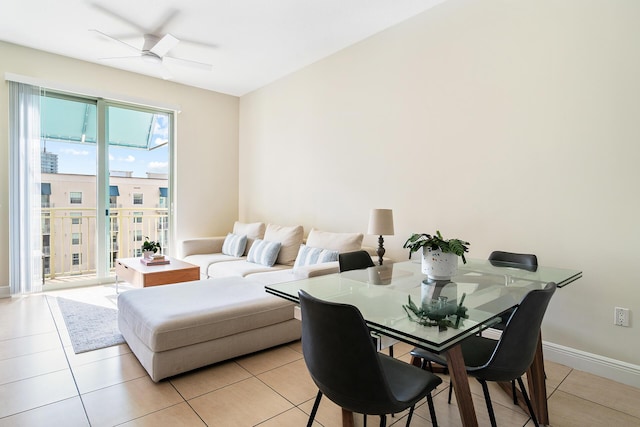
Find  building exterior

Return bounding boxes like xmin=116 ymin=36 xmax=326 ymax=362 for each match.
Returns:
xmin=41 ymin=172 xmax=169 ymax=281
xmin=40 ymin=149 xmax=58 ymax=173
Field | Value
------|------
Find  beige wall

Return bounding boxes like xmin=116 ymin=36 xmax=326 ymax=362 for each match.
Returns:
xmin=0 ymin=41 xmax=240 ymax=292
xmin=240 ymin=0 xmax=640 ymax=365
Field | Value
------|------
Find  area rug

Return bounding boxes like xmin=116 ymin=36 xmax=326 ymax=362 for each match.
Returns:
xmin=56 ymin=297 xmax=126 ymax=354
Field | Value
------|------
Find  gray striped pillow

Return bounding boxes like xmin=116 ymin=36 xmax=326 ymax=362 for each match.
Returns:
xmin=222 ymin=233 xmax=247 ymax=257
xmin=293 ymin=244 xmax=339 ymax=269
xmin=247 ymin=239 xmax=282 ymax=266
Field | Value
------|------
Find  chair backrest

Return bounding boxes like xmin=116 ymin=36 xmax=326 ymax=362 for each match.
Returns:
xmin=338 ymin=250 xmax=375 ymax=272
xmin=488 ymin=250 xmax=538 ymax=272
xmin=298 ymin=290 xmax=399 ymax=414
xmin=470 ymin=282 xmax=557 ymax=381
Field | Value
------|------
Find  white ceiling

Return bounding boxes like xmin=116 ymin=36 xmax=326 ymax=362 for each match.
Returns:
xmin=1 ymin=0 xmax=445 ymax=96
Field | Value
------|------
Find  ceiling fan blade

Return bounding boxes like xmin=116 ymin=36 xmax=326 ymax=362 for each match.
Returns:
xmin=164 ymin=55 xmax=213 ymax=71
xmin=151 ymin=8 xmax=180 ymax=35
xmin=98 ymin=55 xmax=142 ymax=61
xmin=90 ymin=29 xmax=141 ymax=54
xmin=89 ymin=2 xmax=148 ymax=33
xmin=172 ymin=37 xmax=218 ymax=50
xmin=151 ymin=34 xmax=180 ymax=57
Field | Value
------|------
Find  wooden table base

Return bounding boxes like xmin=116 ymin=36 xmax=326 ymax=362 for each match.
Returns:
xmin=342 ymin=408 xmax=355 ymax=427
xmin=446 ymin=345 xmax=479 ymax=427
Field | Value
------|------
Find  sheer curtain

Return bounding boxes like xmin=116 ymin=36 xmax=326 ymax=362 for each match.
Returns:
xmin=8 ymin=81 xmax=43 ymax=294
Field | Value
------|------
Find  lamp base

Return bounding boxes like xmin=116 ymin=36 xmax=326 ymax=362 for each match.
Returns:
xmin=376 ymin=235 xmax=385 ymax=266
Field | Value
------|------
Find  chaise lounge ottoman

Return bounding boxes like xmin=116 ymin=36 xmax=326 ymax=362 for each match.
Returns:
xmin=117 ymin=276 xmax=301 ymax=382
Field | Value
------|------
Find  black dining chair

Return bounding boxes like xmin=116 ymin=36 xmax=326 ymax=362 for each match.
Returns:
xmin=409 ymin=282 xmax=556 ymax=427
xmin=486 ymin=251 xmax=540 ymax=403
xmin=338 ymin=250 xmax=375 ymax=272
xmin=338 ymin=249 xmax=395 ymax=359
xmin=488 ymin=251 xmax=538 ymax=331
xmin=489 ymin=250 xmax=538 ymax=271
xmin=299 ymin=290 xmax=442 ymax=427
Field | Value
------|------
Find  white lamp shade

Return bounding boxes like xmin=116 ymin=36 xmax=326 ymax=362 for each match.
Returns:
xmin=368 ymin=209 xmax=394 ymax=236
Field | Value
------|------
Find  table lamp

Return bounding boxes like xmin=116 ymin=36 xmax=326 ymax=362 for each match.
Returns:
xmin=367 ymin=209 xmax=394 ymax=265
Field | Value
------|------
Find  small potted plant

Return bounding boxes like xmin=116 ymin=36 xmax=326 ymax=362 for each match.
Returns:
xmin=403 ymin=231 xmax=470 ymax=280
xmin=141 ymin=237 xmax=161 ymax=259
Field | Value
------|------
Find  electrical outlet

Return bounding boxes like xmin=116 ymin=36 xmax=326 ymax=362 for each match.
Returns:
xmin=614 ymin=307 xmax=630 ymax=327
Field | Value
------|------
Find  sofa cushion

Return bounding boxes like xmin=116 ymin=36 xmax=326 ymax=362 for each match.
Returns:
xmin=264 ymin=224 xmax=304 ymax=266
xmin=232 ymin=221 xmax=266 ymax=255
xmin=207 ymin=260 xmax=290 ymax=278
xmin=306 ymin=228 xmax=364 ymax=253
xmin=221 ymin=233 xmax=247 ymax=257
xmin=293 ymin=244 xmax=339 ymax=269
xmin=247 ymin=239 xmax=281 ymax=267
xmin=183 ymin=253 xmax=244 ymax=278
xmin=117 ymin=277 xmax=296 ymax=352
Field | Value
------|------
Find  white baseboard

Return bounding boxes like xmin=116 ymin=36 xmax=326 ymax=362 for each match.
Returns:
xmin=483 ymin=328 xmax=640 ymax=389
xmin=543 ymin=341 xmax=640 ymax=389
xmin=0 ymin=285 xmax=10 ymax=299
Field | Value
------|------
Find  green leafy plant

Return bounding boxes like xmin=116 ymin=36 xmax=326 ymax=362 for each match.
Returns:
xmin=402 ymin=293 xmax=468 ymax=330
xmin=403 ymin=230 xmax=470 ymax=263
xmin=141 ymin=237 xmax=161 ymax=254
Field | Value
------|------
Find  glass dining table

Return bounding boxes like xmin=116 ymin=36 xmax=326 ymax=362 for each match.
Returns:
xmin=265 ymin=259 xmax=582 ymax=427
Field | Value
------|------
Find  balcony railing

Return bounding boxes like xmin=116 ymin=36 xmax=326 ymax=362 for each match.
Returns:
xmin=41 ymin=207 xmax=169 ymax=282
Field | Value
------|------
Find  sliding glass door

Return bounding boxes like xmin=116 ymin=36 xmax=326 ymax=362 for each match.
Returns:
xmin=40 ymin=93 xmax=100 ymax=286
xmin=105 ymin=103 xmax=172 ymax=269
xmin=38 ymin=92 xmax=173 ymax=289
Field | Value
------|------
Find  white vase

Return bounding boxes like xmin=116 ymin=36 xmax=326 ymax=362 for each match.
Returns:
xmin=421 ymin=247 xmax=459 ymax=280
xmin=143 ymin=250 xmax=154 ymax=259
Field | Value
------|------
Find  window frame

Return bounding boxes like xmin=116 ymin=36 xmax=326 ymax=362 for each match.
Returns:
xmin=69 ymin=191 xmax=83 ymax=204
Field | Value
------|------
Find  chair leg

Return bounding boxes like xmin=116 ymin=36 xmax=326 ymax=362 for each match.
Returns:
xmin=478 ymin=379 xmax=497 ymax=427
xmin=405 ymin=405 xmax=415 ymax=427
xmin=379 ymin=414 xmax=386 ymax=427
xmin=517 ymin=377 xmax=540 ymax=427
xmin=307 ymin=390 xmax=322 ymax=427
xmin=511 ymin=379 xmax=518 ymax=404
xmin=389 ymin=345 xmax=394 ymax=357
xmin=364 ymin=414 xmax=367 ymax=427
xmin=447 ymin=380 xmax=453 ymax=404
xmin=427 ymin=394 xmax=439 ymax=427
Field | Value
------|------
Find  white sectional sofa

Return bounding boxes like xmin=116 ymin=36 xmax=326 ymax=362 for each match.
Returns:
xmin=118 ymin=222 xmax=368 ymax=381
xmin=180 ymin=222 xmax=366 ymax=285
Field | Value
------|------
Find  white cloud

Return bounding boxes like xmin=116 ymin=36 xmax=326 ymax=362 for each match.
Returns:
xmin=148 ymin=161 xmax=168 ymax=171
xmin=60 ymin=148 xmax=89 ymax=156
xmin=109 ymin=154 xmax=114 ymax=161
xmin=119 ymin=155 xmax=135 ymax=163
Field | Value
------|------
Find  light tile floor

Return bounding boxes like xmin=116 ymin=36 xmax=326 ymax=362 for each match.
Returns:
xmin=1 ymin=284 xmax=639 ymax=426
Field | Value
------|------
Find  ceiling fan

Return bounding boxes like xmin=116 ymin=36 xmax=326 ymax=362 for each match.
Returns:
xmin=89 ymin=4 xmax=214 ymax=79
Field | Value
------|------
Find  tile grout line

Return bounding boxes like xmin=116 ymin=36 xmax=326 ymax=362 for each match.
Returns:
xmin=166 ymin=377 xmax=210 ymax=426
xmin=44 ymin=295 xmax=93 ymax=426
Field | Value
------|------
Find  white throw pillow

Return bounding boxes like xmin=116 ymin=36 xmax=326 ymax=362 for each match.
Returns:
xmin=306 ymin=229 xmax=363 ymax=253
xmin=221 ymin=233 xmax=247 ymax=257
xmin=247 ymin=239 xmax=282 ymax=267
xmin=264 ymin=224 xmax=304 ymax=266
xmin=293 ymin=245 xmax=339 ymax=269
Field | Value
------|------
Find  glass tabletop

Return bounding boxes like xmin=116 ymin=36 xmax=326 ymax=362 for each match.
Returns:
xmin=265 ymin=259 xmax=581 ymax=353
